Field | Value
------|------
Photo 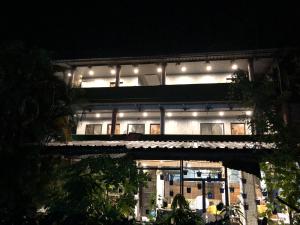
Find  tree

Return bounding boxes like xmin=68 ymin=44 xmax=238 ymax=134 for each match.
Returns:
xmin=0 ymin=42 xmax=74 ymax=224
xmin=230 ymin=50 xmax=300 ymax=223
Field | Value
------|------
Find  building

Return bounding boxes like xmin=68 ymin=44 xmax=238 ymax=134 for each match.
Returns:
xmin=50 ymin=49 xmax=281 ymax=225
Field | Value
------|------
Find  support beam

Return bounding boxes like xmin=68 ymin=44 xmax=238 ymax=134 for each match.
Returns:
xmin=224 ymin=167 xmax=229 ymax=206
xmin=202 ymin=180 xmax=206 ymax=213
xmin=115 ymin=65 xmax=121 ymax=87
xmin=111 ymin=108 xmax=118 ymax=136
xmin=160 ymin=107 xmax=165 ymax=135
xmin=247 ymin=58 xmax=254 ymax=81
xmin=161 ymin=63 xmax=167 ymax=85
xmin=180 ymin=160 xmax=184 ymax=195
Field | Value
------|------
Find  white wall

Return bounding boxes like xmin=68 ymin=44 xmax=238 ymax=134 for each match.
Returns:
xmin=166 ymin=73 xmax=232 ymax=85
xmin=76 ymin=118 xmax=251 ymax=135
xmin=81 ymin=76 xmax=138 ymax=87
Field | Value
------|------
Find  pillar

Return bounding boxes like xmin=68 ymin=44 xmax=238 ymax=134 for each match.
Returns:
xmin=111 ymin=108 xmax=118 ymax=136
xmin=224 ymin=167 xmax=230 ymax=206
xmin=161 ymin=63 xmax=167 ymax=85
xmin=180 ymin=160 xmax=184 ymax=195
xmin=160 ymin=107 xmax=165 ymax=135
xmin=115 ymin=65 xmax=121 ymax=87
xmin=247 ymin=58 xmax=254 ymax=81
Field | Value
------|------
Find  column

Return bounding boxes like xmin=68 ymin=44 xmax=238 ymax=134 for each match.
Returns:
xmin=247 ymin=58 xmax=254 ymax=81
xmin=115 ymin=65 xmax=121 ymax=87
xmin=180 ymin=160 xmax=184 ymax=195
xmin=111 ymin=108 xmax=118 ymax=136
xmin=160 ymin=107 xmax=165 ymax=135
xmin=161 ymin=63 xmax=167 ymax=85
xmin=224 ymin=167 xmax=230 ymax=206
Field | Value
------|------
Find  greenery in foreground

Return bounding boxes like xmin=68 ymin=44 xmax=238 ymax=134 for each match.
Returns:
xmin=230 ymin=51 xmax=300 ymax=224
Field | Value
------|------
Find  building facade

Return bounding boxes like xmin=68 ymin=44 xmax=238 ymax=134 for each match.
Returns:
xmin=51 ymin=49 xmax=280 ymax=224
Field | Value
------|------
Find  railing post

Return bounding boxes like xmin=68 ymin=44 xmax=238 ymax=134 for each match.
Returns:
xmin=115 ymin=65 xmax=121 ymax=87
xmin=180 ymin=160 xmax=184 ymax=195
xmin=111 ymin=108 xmax=118 ymax=136
xmin=161 ymin=62 xmax=167 ymax=85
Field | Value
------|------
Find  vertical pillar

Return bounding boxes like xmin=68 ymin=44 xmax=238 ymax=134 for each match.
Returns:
xmin=161 ymin=63 xmax=167 ymax=85
xmin=160 ymin=107 xmax=165 ymax=135
xmin=247 ymin=58 xmax=254 ymax=81
xmin=224 ymin=167 xmax=229 ymax=206
xmin=115 ymin=65 xmax=121 ymax=87
xmin=180 ymin=160 xmax=184 ymax=195
xmin=202 ymin=180 xmax=206 ymax=213
xmin=111 ymin=108 xmax=118 ymax=136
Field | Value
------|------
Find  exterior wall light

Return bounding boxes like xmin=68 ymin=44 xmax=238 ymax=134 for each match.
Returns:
xmin=246 ymin=111 xmax=252 ymax=116
xmin=110 ymin=69 xmax=116 ymax=75
xmin=96 ymin=113 xmax=100 ymax=118
xmin=119 ymin=112 xmax=124 ymax=117
xmin=157 ymin=67 xmax=162 ymax=73
xmin=88 ymin=69 xmax=94 ymax=76
xmin=167 ymin=112 xmax=172 ymax=117
xmin=206 ymin=62 xmax=212 ymax=71
xmin=231 ymin=63 xmax=238 ymax=70
xmin=192 ymin=112 xmax=198 ymax=117
xmin=133 ymin=67 xmax=139 ymax=74
xmin=219 ymin=111 xmax=224 ymax=116
xmin=143 ymin=112 xmax=148 ymax=117
xmin=181 ymin=66 xmax=187 ymax=72
xmin=67 ymin=72 xmax=72 ymax=77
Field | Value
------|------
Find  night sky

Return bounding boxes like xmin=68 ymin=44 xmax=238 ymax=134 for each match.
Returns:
xmin=1 ymin=1 xmax=299 ymax=59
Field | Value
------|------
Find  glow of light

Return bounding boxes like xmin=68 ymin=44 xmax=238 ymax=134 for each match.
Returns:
xmin=119 ymin=112 xmax=124 ymax=117
xmin=219 ymin=111 xmax=224 ymax=116
xmin=110 ymin=69 xmax=116 ymax=75
xmin=143 ymin=112 xmax=148 ymax=117
xmin=187 ymin=163 xmax=191 ymax=168
xmin=231 ymin=63 xmax=238 ymax=70
xmin=142 ymin=163 xmax=147 ymax=167
xmin=96 ymin=113 xmax=100 ymax=118
xmin=88 ymin=70 xmax=94 ymax=75
xmin=181 ymin=66 xmax=187 ymax=72
xmin=246 ymin=111 xmax=252 ymax=116
xmin=79 ymin=74 xmax=83 ymax=78
xmin=192 ymin=112 xmax=198 ymax=117
xmin=79 ymin=78 xmax=82 ymax=82
xmin=67 ymin=72 xmax=72 ymax=77
xmin=133 ymin=67 xmax=139 ymax=74
xmin=157 ymin=67 xmax=162 ymax=73
xmin=167 ymin=112 xmax=172 ymax=117
xmin=206 ymin=64 xmax=212 ymax=71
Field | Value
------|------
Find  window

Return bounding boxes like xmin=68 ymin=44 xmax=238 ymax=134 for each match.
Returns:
xmin=231 ymin=123 xmax=245 ymax=135
xmin=150 ymin=124 xmax=160 ymax=134
xmin=107 ymin=124 xmax=120 ymax=135
xmin=200 ymin=123 xmax=224 ymax=135
xmin=85 ymin=124 xmax=102 ymax=135
xmin=127 ymin=124 xmax=145 ymax=134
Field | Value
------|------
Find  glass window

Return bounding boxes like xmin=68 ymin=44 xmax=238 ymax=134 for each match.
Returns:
xmin=200 ymin=123 xmax=224 ymax=135
xmin=85 ymin=124 xmax=102 ymax=135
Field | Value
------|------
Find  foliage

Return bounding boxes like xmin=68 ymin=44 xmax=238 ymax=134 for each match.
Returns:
xmin=156 ymin=194 xmax=204 ymax=225
xmin=43 ymin=155 xmax=148 ymax=225
xmin=215 ymin=202 xmax=244 ymax=225
xmin=0 ymin=42 xmax=74 ymax=224
xmin=229 ymin=51 xmax=300 ymax=223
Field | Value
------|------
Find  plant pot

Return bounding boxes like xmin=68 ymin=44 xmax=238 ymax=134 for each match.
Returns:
xmin=207 ymin=192 xmax=213 ymax=199
xmin=145 ymin=209 xmax=150 ymax=215
xmin=187 ymin=187 xmax=191 ymax=193
xmin=183 ymin=170 xmax=188 ymax=175
xmin=256 ymin=199 xmax=260 ymax=205
xmin=229 ymin=187 xmax=235 ymax=193
xmin=207 ymin=176 xmax=211 ymax=182
xmin=241 ymin=178 xmax=247 ymax=184
xmin=197 ymin=171 xmax=202 ymax=177
xmin=242 ymin=193 xmax=247 ymax=199
xmin=160 ymin=174 xmax=164 ymax=180
xmin=170 ymin=190 xmax=174 ymax=196
xmin=262 ymin=191 xmax=268 ymax=196
xmin=220 ymin=188 xmax=224 ymax=193
xmin=244 ymin=204 xmax=249 ymax=210
xmin=217 ymin=173 xmax=222 ymax=179
xmin=169 ymin=180 xmax=173 ymax=185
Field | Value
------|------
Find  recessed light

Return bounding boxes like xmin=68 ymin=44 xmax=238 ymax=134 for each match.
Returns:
xmin=157 ymin=67 xmax=162 ymax=73
xmin=219 ymin=111 xmax=224 ymax=116
xmin=206 ymin=64 xmax=212 ymax=71
xmin=119 ymin=112 xmax=124 ymax=117
xmin=246 ymin=111 xmax=252 ymax=116
xmin=67 ymin=72 xmax=72 ymax=77
xmin=192 ymin=112 xmax=198 ymax=117
xmin=143 ymin=112 xmax=148 ymax=117
xmin=133 ymin=67 xmax=139 ymax=74
xmin=167 ymin=112 xmax=172 ymax=117
xmin=181 ymin=66 xmax=187 ymax=72
xmin=88 ymin=70 xmax=94 ymax=76
xmin=110 ymin=69 xmax=116 ymax=75
xmin=231 ymin=64 xmax=238 ymax=70
xmin=96 ymin=113 xmax=100 ymax=118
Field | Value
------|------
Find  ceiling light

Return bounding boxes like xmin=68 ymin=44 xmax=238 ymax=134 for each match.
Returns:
xmin=231 ymin=63 xmax=238 ymax=70
xmin=133 ymin=67 xmax=139 ymax=74
xmin=246 ymin=111 xmax=252 ymax=116
xmin=219 ymin=111 xmax=224 ymax=116
xmin=96 ymin=113 xmax=100 ymax=118
xmin=143 ymin=112 xmax=148 ymax=117
xmin=181 ymin=66 xmax=187 ymax=72
xmin=192 ymin=112 xmax=198 ymax=117
xmin=119 ymin=112 xmax=124 ymax=117
xmin=110 ymin=69 xmax=116 ymax=75
xmin=157 ymin=67 xmax=162 ymax=73
xmin=206 ymin=64 xmax=212 ymax=71
xmin=88 ymin=69 xmax=94 ymax=76
xmin=67 ymin=72 xmax=72 ymax=77
xmin=167 ymin=112 xmax=172 ymax=117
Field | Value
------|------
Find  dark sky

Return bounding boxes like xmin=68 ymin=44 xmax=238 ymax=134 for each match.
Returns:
xmin=1 ymin=1 xmax=299 ymax=59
